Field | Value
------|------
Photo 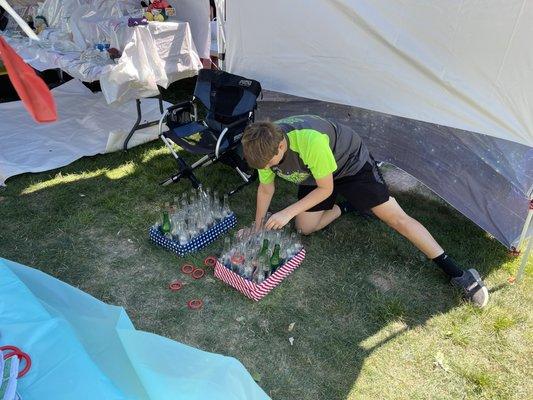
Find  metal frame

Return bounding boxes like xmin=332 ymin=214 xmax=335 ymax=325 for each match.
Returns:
xmin=123 ymin=96 xmax=164 ymax=150
xmin=515 ymin=197 xmax=533 ymax=283
xmin=48 ymin=66 xmax=164 ymax=151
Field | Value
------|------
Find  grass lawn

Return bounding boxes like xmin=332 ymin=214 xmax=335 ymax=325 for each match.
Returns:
xmin=1 ymin=81 xmax=531 ymax=399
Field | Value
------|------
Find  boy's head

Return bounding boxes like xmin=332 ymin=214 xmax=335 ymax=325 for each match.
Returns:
xmin=242 ymin=121 xmax=287 ymax=169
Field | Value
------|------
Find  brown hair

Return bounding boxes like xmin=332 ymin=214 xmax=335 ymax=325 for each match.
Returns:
xmin=241 ymin=121 xmax=284 ymax=169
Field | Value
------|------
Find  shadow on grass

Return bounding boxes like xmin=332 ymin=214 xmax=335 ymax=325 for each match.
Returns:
xmin=0 ymin=141 xmax=515 ymax=399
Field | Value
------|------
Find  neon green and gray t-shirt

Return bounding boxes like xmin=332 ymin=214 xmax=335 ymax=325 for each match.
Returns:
xmin=258 ymin=115 xmax=371 ymax=186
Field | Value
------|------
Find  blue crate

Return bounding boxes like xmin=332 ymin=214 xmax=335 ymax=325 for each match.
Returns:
xmin=149 ymin=213 xmax=237 ymax=256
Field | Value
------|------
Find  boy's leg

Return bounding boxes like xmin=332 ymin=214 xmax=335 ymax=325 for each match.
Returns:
xmin=336 ymin=161 xmax=488 ymax=307
xmin=295 ymin=205 xmax=342 ymax=235
xmin=371 ymin=196 xmax=489 ymax=307
xmin=370 ymin=197 xmax=443 ymax=258
xmin=294 ymin=184 xmax=341 ymax=235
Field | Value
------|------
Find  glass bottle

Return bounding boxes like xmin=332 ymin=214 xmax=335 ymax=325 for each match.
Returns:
xmin=161 ymin=203 xmax=172 ymax=236
xmin=221 ymin=237 xmax=232 ymax=268
xmin=260 ymin=246 xmax=271 ymax=279
xmin=259 ymin=237 xmax=269 ymax=260
xmin=251 ymin=253 xmax=264 ymax=284
xmin=270 ymin=243 xmax=281 ymax=274
xmin=222 ymin=194 xmax=231 ymax=217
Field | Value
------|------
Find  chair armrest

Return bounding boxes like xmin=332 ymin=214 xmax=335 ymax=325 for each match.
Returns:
xmin=166 ymin=99 xmax=193 ymax=113
xmin=215 ymin=116 xmax=251 ymax=158
xmin=224 ymin=116 xmax=250 ymax=130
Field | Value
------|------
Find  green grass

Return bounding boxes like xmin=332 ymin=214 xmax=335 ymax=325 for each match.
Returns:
xmin=1 ymin=82 xmax=532 ymax=399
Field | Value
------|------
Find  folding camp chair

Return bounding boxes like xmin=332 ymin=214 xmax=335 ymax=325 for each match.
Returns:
xmin=158 ymin=69 xmax=262 ymax=195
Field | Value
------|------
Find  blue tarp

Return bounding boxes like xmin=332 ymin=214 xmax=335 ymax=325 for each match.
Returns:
xmin=0 ymin=258 xmax=269 ymax=400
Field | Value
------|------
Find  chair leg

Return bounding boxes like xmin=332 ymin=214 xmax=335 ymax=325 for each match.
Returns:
xmin=161 ymin=154 xmax=213 ymax=188
xmin=160 ymin=166 xmax=201 ymax=188
xmin=234 ymin=166 xmax=252 ymax=182
xmin=227 ymin=169 xmax=257 ymax=196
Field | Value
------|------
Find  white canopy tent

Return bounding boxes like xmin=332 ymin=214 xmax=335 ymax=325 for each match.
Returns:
xmin=222 ymin=0 xmax=532 ymax=261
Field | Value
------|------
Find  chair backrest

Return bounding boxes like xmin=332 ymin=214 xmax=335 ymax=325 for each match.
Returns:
xmin=194 ymin=69 xmax=262 ymax=127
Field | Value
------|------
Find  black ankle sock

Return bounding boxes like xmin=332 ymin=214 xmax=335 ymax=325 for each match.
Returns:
xmin=432 ymin=253 xmax=464 ymax=278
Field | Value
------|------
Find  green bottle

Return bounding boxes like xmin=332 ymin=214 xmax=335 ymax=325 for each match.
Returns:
xmin=270 ymin=243 xmax=281 ymax=273
xmin=259 ymin=238 xmax=269 ymax=256
xmin=161 ymin=209 xmax=171 ymax=235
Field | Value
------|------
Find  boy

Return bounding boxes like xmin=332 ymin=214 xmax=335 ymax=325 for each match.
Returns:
xmin=241 ymin=115 xmax=489 ymax=307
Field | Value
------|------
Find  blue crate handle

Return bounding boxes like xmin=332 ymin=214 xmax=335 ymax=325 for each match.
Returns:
xmin=149 ymin=213 xmax=237 ymax=256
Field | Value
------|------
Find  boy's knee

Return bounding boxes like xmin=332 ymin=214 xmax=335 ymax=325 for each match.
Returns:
xmin=294 ymin=218 xmax=317 ymax=236
xmin=386 ymin=214 xmax=411 ymax=231
xmin=299 ymin=226 xmax=316 ymax=236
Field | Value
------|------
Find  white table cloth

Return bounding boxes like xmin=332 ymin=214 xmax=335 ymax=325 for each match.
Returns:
xmin=2 ymin=19 xmax=202 ymax=104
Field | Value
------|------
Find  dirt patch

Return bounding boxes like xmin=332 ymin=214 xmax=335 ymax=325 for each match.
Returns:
xmin=83 ymin=227 xmax=139 ymax=263
xmin=369 ymin=271 xmax=397 ymax=293
xmin=382 ymin=166 xmax=441 ymax=202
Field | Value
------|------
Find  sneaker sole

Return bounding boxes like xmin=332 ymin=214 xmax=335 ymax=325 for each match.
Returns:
xmin=467 ymin=268 xmax=489 ymax=308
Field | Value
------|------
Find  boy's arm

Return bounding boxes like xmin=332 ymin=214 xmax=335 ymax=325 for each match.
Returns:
xmin=255 ymin=181 xmax=275 ymax=228
xmin=265 ymin=174 xmax=333 ymax=230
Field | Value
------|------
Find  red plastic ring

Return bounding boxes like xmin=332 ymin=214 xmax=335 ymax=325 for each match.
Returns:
xmin=0 ymin=345 xmax=22 ymax=356
xmin=1 ymin=346 xmax=31 ymax=378
xmin=16 ymin=352 xmax=31 ymax=378
xmin=169 ymin=280 xmax=183 ymax=291
xmin=191 ymin=268 xmax=205 ymax=279
xmin=204 ymin=256 xmax=217 ymax=267
xmin=187 ymin=299 xmax=203 ymax=310
xmin=181 ymin=263 xmax=195 ymax=274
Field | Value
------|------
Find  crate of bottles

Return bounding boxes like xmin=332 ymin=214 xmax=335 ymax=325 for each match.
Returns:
xmin=214 ymin=222 xmax=306 ymax=301
xmin=149 ymin=188 xmax=236 ymax=256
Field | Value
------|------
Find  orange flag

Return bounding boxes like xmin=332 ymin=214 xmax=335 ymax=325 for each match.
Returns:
xmin=0 ymin=36 xmax=57 ymax=122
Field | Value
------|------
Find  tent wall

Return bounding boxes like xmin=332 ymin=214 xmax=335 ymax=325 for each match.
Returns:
xmin=224 ymin=0 xmax=533 ymax=248
xmin=226 ymin=0 xmax=533 ymax=148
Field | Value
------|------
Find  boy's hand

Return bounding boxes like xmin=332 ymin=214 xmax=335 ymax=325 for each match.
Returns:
xmin=265 ymin=209 xmax=293 ymax=230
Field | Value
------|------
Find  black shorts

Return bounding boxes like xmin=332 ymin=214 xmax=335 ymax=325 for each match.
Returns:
xmin=297 ymin=161 xmax=390 ymax=212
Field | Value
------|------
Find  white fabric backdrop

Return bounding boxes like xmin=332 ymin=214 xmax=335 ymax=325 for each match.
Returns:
xmin=0 ymin=80 xmax=164 ymax=186
xmin=226 ymin=0 xmax=533 ymax=148
xmin=169 ymin=0 xmax=210 ymax=59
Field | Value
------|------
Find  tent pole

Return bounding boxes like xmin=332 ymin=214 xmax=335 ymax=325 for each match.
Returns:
xmin=515 ymin=197 xmax=533 ymax=283
xmin=516 ymin=200 xmax=533 ymax=251
xmin=516 ymin=235 xmax=531 ymax=283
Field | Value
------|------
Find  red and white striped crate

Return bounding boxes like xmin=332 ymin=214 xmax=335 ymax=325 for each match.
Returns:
xmin=214 ymin=249 xmax=306 ymax=301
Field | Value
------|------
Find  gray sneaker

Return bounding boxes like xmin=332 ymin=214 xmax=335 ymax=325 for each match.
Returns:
xmin=451 ymin=268 xmax=489 ymax=308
